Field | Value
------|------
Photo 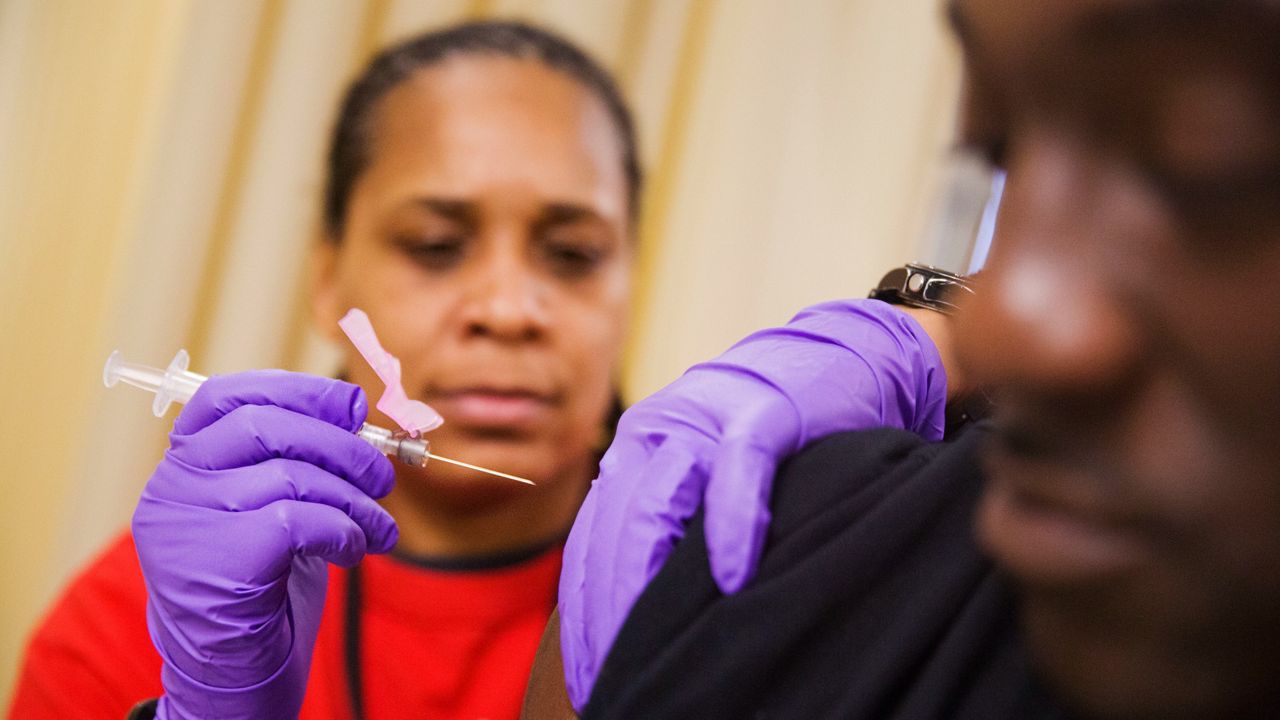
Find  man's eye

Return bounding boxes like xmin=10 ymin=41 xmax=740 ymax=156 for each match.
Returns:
xmin=1132 ymin=155 xmax=1280 ymax=255
xmin=397 ymin=237 xmax=465 ymax=269
xmin=957 ymin=136 xmax=1008 ymax=171
xmin=1159 ymin=167 xmax=1280 ymax=226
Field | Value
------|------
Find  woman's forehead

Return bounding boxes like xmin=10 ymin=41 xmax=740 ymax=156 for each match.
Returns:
xmin=370 ymin=57 xmax=613 ymax=155
xmin=358 ymin=58 xmax=629 ymax=222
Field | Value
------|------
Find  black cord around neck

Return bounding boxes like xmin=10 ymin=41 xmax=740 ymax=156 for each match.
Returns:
xmin=344 ymin=564 xmax=366 ymax=720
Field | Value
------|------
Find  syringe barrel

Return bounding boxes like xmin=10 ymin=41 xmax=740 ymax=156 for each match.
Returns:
xmin=161 ymin=371 xmax=205 ymax=406
xmin=105 ymin=349 xmax=431 ymax=468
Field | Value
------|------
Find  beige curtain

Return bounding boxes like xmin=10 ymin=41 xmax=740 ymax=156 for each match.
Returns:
xmin=0 ymin=0 xmax=961 ymax=700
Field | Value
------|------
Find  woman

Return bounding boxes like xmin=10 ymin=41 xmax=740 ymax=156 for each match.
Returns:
xmin=8 ymin=20 xmax=640 ymax=720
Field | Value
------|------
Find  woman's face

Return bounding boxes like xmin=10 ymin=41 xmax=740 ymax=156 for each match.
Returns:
xmin=313 ymin=56 xmax=633 ymax=496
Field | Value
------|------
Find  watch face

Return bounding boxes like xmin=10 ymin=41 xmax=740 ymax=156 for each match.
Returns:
xmin=908 ymin=271 xmax=929 ymax=293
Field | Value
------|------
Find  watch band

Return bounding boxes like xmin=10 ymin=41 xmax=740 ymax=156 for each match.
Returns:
xmin=869 ymin=263 xmax=974 ymax=315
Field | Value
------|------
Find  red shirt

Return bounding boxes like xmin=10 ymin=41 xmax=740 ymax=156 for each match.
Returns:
xmin=8 ymin=531 xmax=562 ymax=720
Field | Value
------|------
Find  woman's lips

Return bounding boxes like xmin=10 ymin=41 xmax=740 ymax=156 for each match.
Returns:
xmin=978 ymin=451 xmax=1150 ymax=586
xmin=431 ymin=388 xmax=553 ymax=427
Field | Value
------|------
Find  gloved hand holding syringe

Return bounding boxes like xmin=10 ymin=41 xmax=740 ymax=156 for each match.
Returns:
xmin=114 ymin=308 xmax=530 ymax=717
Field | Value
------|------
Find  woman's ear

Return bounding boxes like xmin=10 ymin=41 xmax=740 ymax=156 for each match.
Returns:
xmin=310 ymin=239 xmax=344 ymax=343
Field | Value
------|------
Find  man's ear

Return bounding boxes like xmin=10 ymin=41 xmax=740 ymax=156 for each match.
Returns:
xmin=310 ymin=239 xmax=345 ymax=343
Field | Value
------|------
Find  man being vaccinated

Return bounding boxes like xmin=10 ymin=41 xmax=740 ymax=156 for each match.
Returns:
xmin=558 ymin=1 xmax=1280 ymax=718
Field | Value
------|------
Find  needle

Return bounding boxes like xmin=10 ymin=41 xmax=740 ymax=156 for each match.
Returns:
xmin=426 ymin=452 xmax=536 ymax=485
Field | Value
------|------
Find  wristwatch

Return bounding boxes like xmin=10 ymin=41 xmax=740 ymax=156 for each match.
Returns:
xmin=870 ymin=262 xmax=990 ymax=432
xmin=869 ymin=263 xmax=973 ymax=315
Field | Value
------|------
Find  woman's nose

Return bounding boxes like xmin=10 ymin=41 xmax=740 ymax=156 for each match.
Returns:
xmin=460 ymin=246 xmax=550 ymax=343
xmin=954 ymin=136 xmax=1143 ymax=403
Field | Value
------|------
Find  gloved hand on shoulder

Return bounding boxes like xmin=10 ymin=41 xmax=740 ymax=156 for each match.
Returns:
xmin=559 ymin=299 xmax=948 ymax=709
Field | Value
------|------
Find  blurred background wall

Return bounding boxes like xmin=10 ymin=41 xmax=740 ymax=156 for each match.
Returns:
xmin=0 ymin=0 xmax=962 ymax=701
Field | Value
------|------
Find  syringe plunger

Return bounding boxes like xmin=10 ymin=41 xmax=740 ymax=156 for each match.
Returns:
xmin=104 ymin=349 xmax=204 ymax=417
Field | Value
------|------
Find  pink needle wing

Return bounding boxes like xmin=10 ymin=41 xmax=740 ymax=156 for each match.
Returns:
xmin=338 ymin=308 xmax=444 ymax=437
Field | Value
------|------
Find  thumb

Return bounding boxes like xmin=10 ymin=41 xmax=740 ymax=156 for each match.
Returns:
xmin=704 ymin=436 xmax=778 ymax=594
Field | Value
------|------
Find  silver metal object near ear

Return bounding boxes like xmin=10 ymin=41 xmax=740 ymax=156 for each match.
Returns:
xmin=870 ymin=263 xmax=974 ymax=315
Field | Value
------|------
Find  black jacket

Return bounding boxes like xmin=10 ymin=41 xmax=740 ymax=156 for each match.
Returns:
xmin=585 ymin=425 xmax=1072 ymax=720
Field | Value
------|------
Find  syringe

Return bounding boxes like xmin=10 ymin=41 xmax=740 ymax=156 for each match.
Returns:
xmin=103 ymin=349 xmax=533 ymax=484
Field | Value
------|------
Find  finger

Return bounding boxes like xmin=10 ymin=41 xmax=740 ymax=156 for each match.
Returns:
xmin=704 ymin=436 xmax=778 ymax=594
xmin=175 ymin=371 xmax=367 ymax=435
xmin=596 ymin=443 xmax=704 ymax=654
xmin=560 ymin=487 xmax=601 ymax=711
xmin=608 ymin=443 xmax=706 ymax=586
xmin=560 ymin=428 xmax=704 ymax=710
xmin=560 ymin=481 xmax=600 ymax=606
xmin=257 ymin=499 xmax=371 ymax=568
xmin=570 ymin=434 xmax=653 ymax=612
xmin=155 ymin=459 xmax=398 ymax=554
xmin=168 ymin=404 xmax=395 ymax=498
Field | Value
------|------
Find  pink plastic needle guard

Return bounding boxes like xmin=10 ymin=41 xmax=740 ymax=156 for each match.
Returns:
xmin=338 ymin=308 xmax=444 ymax=438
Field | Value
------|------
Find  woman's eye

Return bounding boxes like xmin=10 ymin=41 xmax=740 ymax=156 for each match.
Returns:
xmin=397 ymin=237 xmax=465 ymax=270
xmin=542 ymin=240 xmax=603 ymax=278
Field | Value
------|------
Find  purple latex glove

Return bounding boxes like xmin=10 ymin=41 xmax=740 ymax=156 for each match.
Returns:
xmin=131 ymin=371 xmax=398 ymax=719
xmin=559 ymin=299 xmax=947 ymax=709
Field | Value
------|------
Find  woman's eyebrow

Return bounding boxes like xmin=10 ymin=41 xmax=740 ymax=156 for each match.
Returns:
xmin=538 ymin=203 xmax=606 ymax=226
xmin=406 ymin=197 xmax=477 ymax=223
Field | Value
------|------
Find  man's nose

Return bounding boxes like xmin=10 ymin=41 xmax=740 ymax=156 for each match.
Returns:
xmin=954 ymin=137 xmax=1143 ymax=402
xmin=461 ymin=244 xmax=550 ymax=343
